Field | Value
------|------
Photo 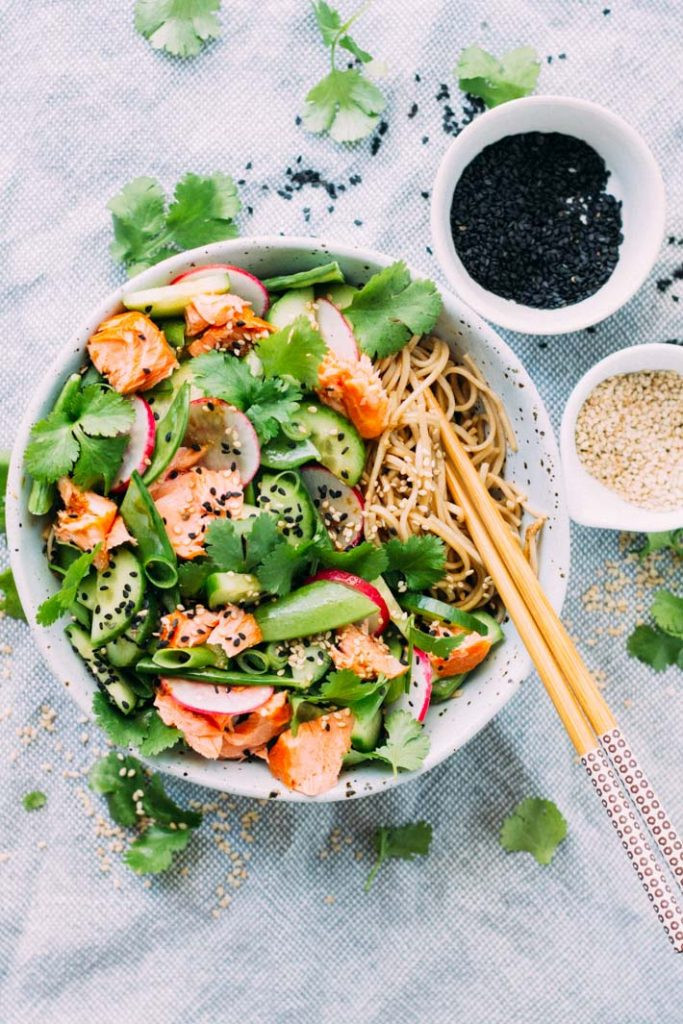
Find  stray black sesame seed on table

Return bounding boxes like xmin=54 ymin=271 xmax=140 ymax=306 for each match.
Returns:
xmin=450 ymin=132 xmax=624 ymax=308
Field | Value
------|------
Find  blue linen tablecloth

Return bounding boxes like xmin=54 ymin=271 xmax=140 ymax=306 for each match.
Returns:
xmin=1 ymin=1 xmax=682 ymax=1021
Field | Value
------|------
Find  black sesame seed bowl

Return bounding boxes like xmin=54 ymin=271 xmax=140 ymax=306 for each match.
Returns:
xmin=431 ymin=96 xmax=665 ymax=335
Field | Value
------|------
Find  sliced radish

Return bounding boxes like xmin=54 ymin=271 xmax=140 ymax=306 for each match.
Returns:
xmin=394 ymin=648 xmax=432 ymax=722
xmin=300 ymin=463 xmax=364 ymax=549
xmin=307 ymin=569 xmax=389 ymax=635
xmin=185 ymin=398 xmax=260 ymax=485
xmin=163 ymin=678 xmax=273 ymax=716
xmin=316 ymin=298 xmax=359 ymax=361
xmin=111 ymin=396 xmax=156 ymax=493
xmin=170 ymin=264 xmax=269 ymax=317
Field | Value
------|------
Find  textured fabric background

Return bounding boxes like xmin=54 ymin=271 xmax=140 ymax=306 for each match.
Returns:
xmin=1 ymin=1 xmax=682 ymax=1022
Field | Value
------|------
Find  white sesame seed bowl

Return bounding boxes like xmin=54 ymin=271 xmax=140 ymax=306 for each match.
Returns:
xmin=430 ymin=96 xmax=666 ymax=335
xmin=560 ymin=342 xmax=683 ymax=533
xmin=6 ymin=236 xmax=570 ymax=802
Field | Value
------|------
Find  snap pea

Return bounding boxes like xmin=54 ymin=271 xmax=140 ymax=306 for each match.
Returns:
xmin=135 ymin=658 xmax=312 ymax=690
xmin=28 ymin=373 xmax=82 ymax=516
xmin=261 ymin=261 xmax=344 ymax=292
xmin=431 ymin=673 xmax=468 ymax=703
xmin=120 ymin=471 xmax=178 ymax=589
xmin=152 ymin=646 xmax=222 ymax=671
xmin=142 ymin=383 xmax=190 ymax=487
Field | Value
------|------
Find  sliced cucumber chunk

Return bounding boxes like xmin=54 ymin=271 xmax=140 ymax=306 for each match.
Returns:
xmin=260 ymin=433 xmax=320 ymax=470
xmin=471 ymin=610 xmax=504 ymax=645
xmin=105 ymin=594 xmax=159 ymax=668
xmin=399 ymin=593 xmax=488 ymax=635
xmin=106 ymin=633 xmax=144 ymax=669
xmin=293 ymin=403 xmax=365 ymax=486
xmin=288 ymin=640 xmax=331 ymax=684
xmin=321 ymin=282 xmax=358 ymax=309
xmin=256 ymin=470 xmax=316 ymax=546
xmin=90 ymin=548 xmax=145 ymax=648
xmin=206 ymin=571 xmax=263 ymax=608
xmin=266 ymin=287 xmax=315 ymax=329
xmin=350 ymin=703 xmax=383 ymax=753
xmin=158 ymin=318 xmax=186 ymax=348
xmin=66 ymin=623 xmax=137 ymax=714
xmin=122 ymin=272 xmax=231 ymax=318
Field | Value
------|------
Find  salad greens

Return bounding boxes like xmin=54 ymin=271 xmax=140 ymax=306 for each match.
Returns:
xmin=364 ymin=820 xmax=433 ymax=891
xmin=628 ymin=589 xmax=683 ymax=672
xmin=346 ymin=261 xmax=443 ymax=359
xmin=638 ymin=530 xmax=683 ymax=558
xmin=456 ymin=45 xmax=541 ymax=108
xmin=0 ymin=568 xmax=25 ymax=622
xmin=135 ymin=0 xmax=222 ymax=59
xmin=22 ymin=791 xmax=47 ymax=811
xmin=500 ymin=797 xmax=567 ymax=865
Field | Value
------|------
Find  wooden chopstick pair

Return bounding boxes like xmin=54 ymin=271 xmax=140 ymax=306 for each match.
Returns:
xmin=426 ymin=388 xmax=683 ymax=952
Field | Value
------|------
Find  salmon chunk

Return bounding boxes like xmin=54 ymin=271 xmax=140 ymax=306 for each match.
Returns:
xmin=220 ymin=691 xmax=291 ymax=759
xmin=207 ymin=605 xmax=263 ymax=657
xmin=428 ymin=624 xmax=492 ymax=678
xmin=330 ymin=624 xmax=406 ymax=679
xmin=88 ymin=312 xmax=178 ymax=394
xmin=185 ymin=293 xmax=275 ymax=358
xmin=318 ymin=350 xmax=389 ymax=439
xmin=151 ymin=466 xmax=243 ymax=560
xmin=159 ymin=606 xmax=220 ymax=648
xmin=154 ymin=683 xmax=227 ymax=759
xmin=268 ymin=708 xmax=353 ymax=796
xmin=54 ymin=478 xmax=118 ymax=569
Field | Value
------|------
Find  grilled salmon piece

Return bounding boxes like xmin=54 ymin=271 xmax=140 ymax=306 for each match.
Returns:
xmin=154 ymin=682 xmax=228 ymax=759
xmin=162 ymin=445 xmax=208 ymax=479
xmin=268 ymin=708 xmax=353 ymax=796
xmin=151 ymin=466 xmax=243 ymax=560
xmin=207 ymin=605 xmax=262 ymax=657
xmin=159 ymin=606 xmax=220 ymax=648
xmin=54 ymin=478 xmax=118 ymax=569
xmin=88 ymin=312 xmax=178 ymax=394
xmin=317 ymin=351 xmax=389 ymax=439
xmin=185 ymin=293 xmax=275 ymax=358
xmin=106 ymin=515 xmax=134 ymax=552
xmin=330 ymin=624 xmax=405 ymax=680
xmin=428 ymin=623 xmax=492 ymax=678
xmin=220 ymin=691 xmax=291 ymax=759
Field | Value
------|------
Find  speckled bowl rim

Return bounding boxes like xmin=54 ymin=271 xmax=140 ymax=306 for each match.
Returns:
xmin=6 ymin=236 xmax=570 ymax=802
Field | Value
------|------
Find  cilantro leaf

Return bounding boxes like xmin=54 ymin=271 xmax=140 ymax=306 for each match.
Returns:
xmin=92 ymin=693 xmax=181 ymax=755
xmin=125 ymin=825 xmax=194 ymax=874
xmin=0 ymin=567 xmax=25 ymax=621
xmin=142 ymin=774 xmax=202 ymax=827
xmin=256 ymin=316 xmax=328 ymax=388
xmin=303 ymin=69 xmax=385 ymax=143
xmin=651 ymin=590 xmax=683 ymax=638
xmin=108 ymin=177 xmax=177 ymax=276
xmin=0 ymin=450 xmax=10 ymax=534
xmin=313 ymin=0 xmax=342 ymax=45
xmin=178 ymin=559 xmax=214 ymax=598
xmin=134 ymin=0 xmax=222 ymax=58
xmin=137 ymin=713 xmax=183 ymax=756
xmin=346 ymin=261 xmax=442 ymax=358
xmin=500 ymin=797 xmax=567 ymax=865
xmin=364 ymin=821 xmax=432 ymax=891
xmin=317 ymin=541 xmax=388 ymax=581
xmin=318 ymin=669 xmax=385 ymax=705
xmin=242 ymin=514 xmax=280 ymax=569
xmin=72 ymin=430 xmax=129 ymax=492
xmin=76 ymin=385 xmax=136 ymax=437
xmin=36 ymin=546 xmax=99 ymax=627
xmin=384 ymin=534 xmax=446 ymax=590
xmin=89 ymin=753 xmax=144 ymax=827
xmin=372 ymin=710 xmax=430 ymax=775
xmin=167 ymin=172 xmax=240 ymax=248
xmin=24 ymin=411 xmax=80 ymax=482
xmin=627 ymin=624 xmax=683 ymax=672
xmin=204 ymin=518 xmax=245 ymax=571
xmin=256 ymin=542 xmax=311 ymax=597
xmin=457 ymin=45 xmax=540 ymax=108
xmin=339 ymin=35 xmax=372 ymax=64
xmin=638 ymin=530 xmax=683 ymax=558
xmin=22 ymin=790 xmax=47 ymax=812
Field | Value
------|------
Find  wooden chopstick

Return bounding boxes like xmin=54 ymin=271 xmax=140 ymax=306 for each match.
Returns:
xmin=427 ymin=389 xmax=683 ymax=950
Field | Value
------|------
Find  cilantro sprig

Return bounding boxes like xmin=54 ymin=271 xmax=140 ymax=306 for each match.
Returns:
xmin=25 ymin=380 xmax=133 ymax=490
xmin=92 ymin=692 xmax=182 ymax=756
xmin=302 ymin=1 xmax=386 ymax=144
xmin=89 ymin=751 xmax=201 ymax=874
xmin=384 ymin=534 xmax=447 ymax=590
xmin=500 ymin=797 xmax=567 ymax=865
xmin=109 ymin=173 xmax=240 ymax=277
xmin=135 ymin=0 xmax=222 ymax=58
xmin=36 ymin=546 xmax=100 ymax=627
xmin=457 ymin=45 xmax=541 ymax=108
xmin=345 ymin=261 xmax=442 ymax=359
xmin=627 ymin=588 xmax=683 ymax=672
xmin=0 ymin=567 xmax=25 ymax=622
xmin=256 ymin=316 xmax=328 ymax=388
xmin=364 ymin=821 xmax=432 ymax=891
xmin=637 ymin=530 xmax=683 ymax=558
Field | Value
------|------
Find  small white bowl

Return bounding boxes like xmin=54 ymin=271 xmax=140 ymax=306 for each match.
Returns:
xmin=431 ymin=96 xmax=666 ymax=335
xmin=560 ymin=342 xmax=683 ymax=532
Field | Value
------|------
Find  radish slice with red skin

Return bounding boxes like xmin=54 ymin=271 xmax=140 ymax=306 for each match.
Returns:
xmin=307 ymin=569 xmax=389 ymax=635
xmin=394 ymin=648 xmax=432 ymax=722
xmin=316 ymin=298 xmax=359 ymax=361
xmin=170 ymin=264 xmax=269 ymax=317
xmin=185 ymin=398 xmax=260 ymax=485
xmin=163 ymin=678 xmax=274 ymax=716
xmin=111 ymin=395 xmax=156 ymax=493
xmin=300 ymin=463 xmax=364 ymax=549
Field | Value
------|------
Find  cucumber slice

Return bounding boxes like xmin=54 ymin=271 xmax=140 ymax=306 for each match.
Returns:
xmin=266 ymin=287 xmax=314 ymax=329
xmin=254 ymin=580 xmax=377 ymax=642
xmin=399 ymin=593 xmax=488 ymax=635
xmin=350 ymin=703 xmax=383 ymax=753
xmin=90 ymin=549 xmax=145 ymax=648
xmin=105 ymin=594 xmax=159 ymax=668
xmin=471 ymin=610 xmax=504 ymax=645
xmin=260 ymin=434 xmax=320 ymax=470
xmin=106 ymin=633 xmax=143 ymax=669
xmin=158 ymin=318 xmax=186 ymax=348
xmin=293 ymin=403 xmax=365 ymax=486
xmin=288 ymin=641 xmax=331 ymax=684
xmin=321 ymin=283 xmax=358 ymax=309
xmin=78 ymin=573 xmax=98 ymax=611
xmin=256 ymin=470 xmax=316 ymax=546
xmin=206 ymin=571 xmax=263 ymax=608
xmin=66 ymin=623 xmax=137 ymax=714
xmin=122 ymin=272 xmax=231 ymax=318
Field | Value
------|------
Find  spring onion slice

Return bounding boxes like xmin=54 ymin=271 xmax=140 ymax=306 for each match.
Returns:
xmin=120 ymin=471 xmax=178 ymax=589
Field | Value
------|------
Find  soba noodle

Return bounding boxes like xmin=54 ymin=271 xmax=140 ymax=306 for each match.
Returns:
xmin=363 ymin=335 xmax=545 ymax=612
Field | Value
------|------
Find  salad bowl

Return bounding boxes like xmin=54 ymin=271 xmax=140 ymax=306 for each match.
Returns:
xmin=6 ymin=236 xmax=570 ymax=801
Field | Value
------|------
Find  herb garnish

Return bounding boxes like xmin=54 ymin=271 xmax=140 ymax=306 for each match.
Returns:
xmin=0 ymin=567 xmax=26 ymax=622
xmin=500 ymin=797 xmax=567 ymax=865
xmin=345 ymin=261 xmax=442 ymax=358
xmin=364 ymin=821 xmax=433 ymax=891
xmin=22 ymin=791 xmax=47 ymax=812
xmin=456 ymin=45 xmax=541 ymax=108
xmin=627 ymin=589 xmax=683 ymax=672
xmin=135 ymin=0 xmax=222 ymax=58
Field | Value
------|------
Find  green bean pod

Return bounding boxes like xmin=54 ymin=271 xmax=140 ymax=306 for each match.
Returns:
xmin=152 ymin=646 xmax=222 ymax=671
xmin=120 ymin=471 xmax=178 ymax=589
xmin=142 ymin=383 xmax=190 ymax=487
xmin=135 ymin=658 xmax=310 ymax=689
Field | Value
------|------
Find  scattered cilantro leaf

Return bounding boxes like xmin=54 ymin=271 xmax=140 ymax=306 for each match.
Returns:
xmin=627 ymin=624 xmax=683 ymax=673
xmin=303 ymin=2 xmax=385 ymax=143
xmin=125 ymin=825 xmax=195 ymax=874
xmin=141 ymin=773 xmax=202 ymax=827
xmin=500 ymin=797 xmax=567 ymax=865
xmin=167 ymin=172 xmax=240 ymax=247
xmin=72 ymin=429 xmax=129 ymax=492
xmin=76 ymin=385 xmax=136 ymax=437
xmin=457 ymin=45 xmax=540 ymax=108
xmin=242 ymin=514 xmax=281 ymax=569
xmin=204 ymin=518 xmax=245 ymax=571
xmin=36 ymin=546 xmax=99 ymax=627
xmin=0 ymin=567 xmax=25 ymax=621
xmin=384 ymin=534 xmax=446 ymax=590
xmin=89 ymin=752 xmax=143 ymax=827
xmin=372 ymin=710 xmax=430 ymax=775
xmin=318 ymin=669 xmax=385 ymax=705
xmin=256 ymin=316 xmax=327 ymax=388
xmin=364 ymin=821 xmax=432 ymax=891
xmin=192 ymin=352 xmax=302 ymax=443
xmin=651 ymin=590 xmax=683 ymax=638
xmin=0 ymin=450 xmax=9 ymax=534
xmin=256 ymin=542 xmax=311 ymax=597
xmin=638 ymin=530 xmax=683 ymax=558
xmin=134 ymin=0 xmax=222 ymax=59
xmin=346 ymin=261 xmax=442 ymax=358
xmin=138 ymin=713 xmax=183 ymax=756
xmin=22 ymin=790 xmax=47 ymax=812
xmin=317 ymin=541 xmax=388 ymax=581
xmin=92 ymin=693 xmax=182 ymax=755
xmin=23 ymin=411 xmax=80 ymax=482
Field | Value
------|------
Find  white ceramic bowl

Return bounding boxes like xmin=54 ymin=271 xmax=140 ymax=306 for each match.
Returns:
xmin=560 ymin=342 xmax=683 ymax=532
xmin=6 ymin=237 xmax=570 ymax=802
xmin=431 ymin=96 xmax=666 ymax=335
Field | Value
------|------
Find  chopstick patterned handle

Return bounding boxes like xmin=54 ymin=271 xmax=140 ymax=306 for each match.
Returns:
xmin=601 ymin=727 xmax=683 ymax=891
xmin=582 ymin=746 xmax=683 ymax=952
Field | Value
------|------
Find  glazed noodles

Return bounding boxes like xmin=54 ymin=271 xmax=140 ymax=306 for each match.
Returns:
xmin=363 ymin=335 xmax=545 ymax=612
